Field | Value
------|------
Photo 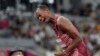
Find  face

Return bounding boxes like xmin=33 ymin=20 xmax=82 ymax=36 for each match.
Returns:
xmin=36 ymin=8 xmax=50 ymax=22
xmin=11 ymin=52 xmax=24 ymax=56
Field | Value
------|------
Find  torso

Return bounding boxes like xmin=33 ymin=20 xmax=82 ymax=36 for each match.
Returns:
xmin=51 ymin=15 xmax=73 ymax=49
xmin=48 ymin=15 xmax=89 ymax=56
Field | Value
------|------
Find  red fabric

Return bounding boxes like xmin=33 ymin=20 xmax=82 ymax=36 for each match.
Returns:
xmin=0 ymin=19 xmax=10 ymax=29
xmin=25 ymin=51 xmax=37 ymax=56
xmin=52 ymin=15 xmax=89 ymax=56
xmin=0 ymin=49 xmax=10 ymax=56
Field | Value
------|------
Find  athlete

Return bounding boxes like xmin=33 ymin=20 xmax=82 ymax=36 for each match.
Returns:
xmin=35 ymin=5 xmax=89 ymax=56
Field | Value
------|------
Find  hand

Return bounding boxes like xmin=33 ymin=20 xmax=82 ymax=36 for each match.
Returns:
xmin=54 ymin=51 xmax=64 ymax=56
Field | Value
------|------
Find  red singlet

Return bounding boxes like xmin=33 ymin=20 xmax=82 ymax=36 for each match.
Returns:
xmin=52 ymin=15 xmax=89 ymax=56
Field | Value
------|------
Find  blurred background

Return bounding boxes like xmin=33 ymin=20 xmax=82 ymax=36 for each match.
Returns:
xmin=0 ymin=0 xmax=100 ymax=56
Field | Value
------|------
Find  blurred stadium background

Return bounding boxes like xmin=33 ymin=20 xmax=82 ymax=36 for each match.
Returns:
xmin=0 ymin=0 xmax=100 ymax=56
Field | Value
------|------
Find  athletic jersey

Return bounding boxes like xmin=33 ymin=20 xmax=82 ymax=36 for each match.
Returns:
xmin=52 ymin=15 xmax=89 ymax=56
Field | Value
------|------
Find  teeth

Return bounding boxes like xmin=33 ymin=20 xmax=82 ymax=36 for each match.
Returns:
xmin=42 ymin=18 xmax=44 ymax=22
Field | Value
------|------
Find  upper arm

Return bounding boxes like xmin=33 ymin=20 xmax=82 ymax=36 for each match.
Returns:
xmin=57 ymin=16 xmax=80 ymax=39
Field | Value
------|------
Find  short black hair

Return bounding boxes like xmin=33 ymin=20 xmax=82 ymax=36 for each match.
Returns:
xmin=9 ymin=50 xmax=25 ymax=56
xmin=37 ymin=5 xmax=49 ymax=10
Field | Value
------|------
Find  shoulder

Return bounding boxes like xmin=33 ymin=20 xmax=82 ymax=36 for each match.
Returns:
xmin=57 ymin=16 xmax=71 ymax=25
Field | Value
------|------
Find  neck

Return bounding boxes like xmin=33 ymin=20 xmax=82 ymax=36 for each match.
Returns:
xmin=47 ymin=14 xmax=56 ymax=27
xmin=50 ymin=14 xmax=55 ymax=19
xmin=48 ymin=12 xmax=54 ymax=19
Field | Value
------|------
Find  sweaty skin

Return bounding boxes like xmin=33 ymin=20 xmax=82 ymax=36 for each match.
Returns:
xmin=55 ymin=16 xmax=81 ymax=56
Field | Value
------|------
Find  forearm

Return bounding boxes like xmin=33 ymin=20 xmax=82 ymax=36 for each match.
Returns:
xmin=65 ymin=38 xmax=81 ymax=53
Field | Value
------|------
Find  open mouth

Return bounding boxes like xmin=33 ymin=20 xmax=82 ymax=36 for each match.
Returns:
xmin=40 ymin=18 xmax=46 ymax=22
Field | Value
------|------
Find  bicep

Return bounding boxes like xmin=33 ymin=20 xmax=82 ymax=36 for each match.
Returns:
xmin=57 ymin=16 xmax=80 ymax=39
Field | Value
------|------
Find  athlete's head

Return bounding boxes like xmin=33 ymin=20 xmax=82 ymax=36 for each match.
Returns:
xmin=9 ymin=50 xmax=25 ymax=56
xmin=36 ymin=5 xmax=52 ymax=22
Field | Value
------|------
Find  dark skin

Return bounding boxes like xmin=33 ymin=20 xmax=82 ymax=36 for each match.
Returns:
xmin=36 ymin=8 xmax=81 ymax=56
